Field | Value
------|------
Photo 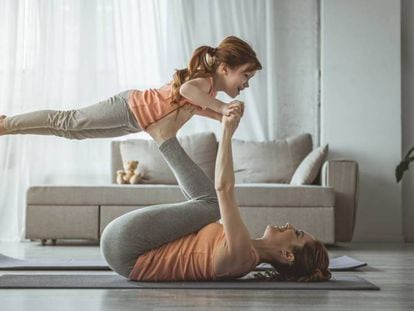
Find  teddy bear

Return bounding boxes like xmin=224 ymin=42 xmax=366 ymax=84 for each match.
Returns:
xmin=116 ymin=160 xmax=144 ymax=184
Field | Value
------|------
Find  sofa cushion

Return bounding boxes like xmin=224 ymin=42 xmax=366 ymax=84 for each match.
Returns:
xmin=119 ymin=132 xmax=217 ymax=184
xmin=290 ymin=144 xmax=329 ymax=185
xmin=26 ymin=184 xmax=335 ymax=207
xmin=235 ymin=184 xmax=334 ymax=207
xmin=232 ymin=133 xmax=313 ymax=183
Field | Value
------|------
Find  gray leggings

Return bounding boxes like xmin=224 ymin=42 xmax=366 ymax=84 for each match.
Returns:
xmin=100 ymin=137 xmax=220 ymax=278
xmin=3 ymin=91 xmax=141 ymax=139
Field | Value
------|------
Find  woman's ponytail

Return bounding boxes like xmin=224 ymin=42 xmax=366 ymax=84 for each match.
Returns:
xmin=254 ymin=240 xmax=332 ymax=282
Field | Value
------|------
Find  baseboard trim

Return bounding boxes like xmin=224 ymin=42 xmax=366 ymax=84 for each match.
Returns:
xmin=352 ymin=233 xmax=404 ymax=242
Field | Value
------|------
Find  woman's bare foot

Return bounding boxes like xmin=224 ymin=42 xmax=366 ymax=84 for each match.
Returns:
xmin=146 ymin=105 xmax=197 ymax=145
xmin=0 ymin=115 xmax=7 ymax=135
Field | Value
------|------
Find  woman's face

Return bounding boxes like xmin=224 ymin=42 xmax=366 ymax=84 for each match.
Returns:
xmin=220 ymin=63 xmax=256 ymax=98
xmin=262 ymin=223 xmax=315 ymax=250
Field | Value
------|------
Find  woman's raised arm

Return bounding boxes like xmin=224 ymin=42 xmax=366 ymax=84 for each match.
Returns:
xmin=215 ymin=108 xmax=252 ymax=265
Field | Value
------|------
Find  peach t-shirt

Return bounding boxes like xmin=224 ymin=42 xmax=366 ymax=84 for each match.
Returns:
xmin=128 ymin=223 xmax=259 ymax=281
xmin=128 ymin=77 xmax=217 ymax=130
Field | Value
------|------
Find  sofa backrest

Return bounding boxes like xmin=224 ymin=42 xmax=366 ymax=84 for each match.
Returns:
xmin=111 ymin=132 xmax=218 ymax=184
xmin=232 ymin=133 xmax=313 ymax=183
xmin=111 ymin=132 xmax=313 ymax=185
xmin=111 ymin=141 xmax=123 ymax=183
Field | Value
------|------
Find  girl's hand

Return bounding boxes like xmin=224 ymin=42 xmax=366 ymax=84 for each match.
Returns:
xmin=229 ymin=100 xmax=244 ymax=116
xmin=222 ymin=105 xmax=232 ymax=116
xmin=223 ymin=101 xmax=244 ymax=116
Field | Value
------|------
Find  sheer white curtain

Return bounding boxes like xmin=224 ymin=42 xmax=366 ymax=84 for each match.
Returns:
xmin=0 ymin=0 xmax=318 ymax=241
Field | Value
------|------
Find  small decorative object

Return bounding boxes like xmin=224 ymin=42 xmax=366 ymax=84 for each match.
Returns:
xmin=116 ymin=160 xmax=144 ymax=184
xmin=396 ymin=146 xmax=414 ymax=183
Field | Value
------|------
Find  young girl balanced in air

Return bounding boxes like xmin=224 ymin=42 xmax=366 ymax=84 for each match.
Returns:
xmin=0 ymin=36 xmax=261 ymax=139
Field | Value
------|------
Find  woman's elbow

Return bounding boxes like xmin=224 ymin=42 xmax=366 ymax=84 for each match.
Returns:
xmin=214 ymin=183 xmax=235 ymax=192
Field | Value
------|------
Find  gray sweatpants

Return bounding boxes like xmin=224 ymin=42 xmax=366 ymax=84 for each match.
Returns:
xmin=3 ymin=91 xmax=141 ymax=139
xmin=100 ymin=137 xmax=220 ymax=279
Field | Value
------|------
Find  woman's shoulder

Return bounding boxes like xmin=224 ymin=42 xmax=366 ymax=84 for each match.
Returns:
xmin=213 ymin=234 xmax=259 ymax=280
xmin=214 ymin=245 xmax=259 ymax=280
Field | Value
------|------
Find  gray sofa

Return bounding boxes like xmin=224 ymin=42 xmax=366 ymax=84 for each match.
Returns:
xmin=25 ymin=132 xmax=359 ymax=245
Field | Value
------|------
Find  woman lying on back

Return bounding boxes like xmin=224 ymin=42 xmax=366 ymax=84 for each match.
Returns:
xmin=100 ymin=104 xmax=331 ymax=282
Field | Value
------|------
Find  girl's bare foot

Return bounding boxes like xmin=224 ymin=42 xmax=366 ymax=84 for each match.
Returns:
xmin=146 ymin=105 xmax=197 ymax=145
xmin=0 ymin=115 xmax=7 ymax=135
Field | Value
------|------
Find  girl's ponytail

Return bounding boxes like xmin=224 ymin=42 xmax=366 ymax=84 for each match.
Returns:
xmin=171 ymin=46 xmax=216 ymax=106
xmin=188 ymin=46 xmax=217 ymax=75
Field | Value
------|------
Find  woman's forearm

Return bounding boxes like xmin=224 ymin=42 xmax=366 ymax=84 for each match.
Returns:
xmin=215 ymin=128 xmax=235 ymax=191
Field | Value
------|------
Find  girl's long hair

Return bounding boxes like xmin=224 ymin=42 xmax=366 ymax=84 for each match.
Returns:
xmin=254 ymin=240 xmax=332 ymax=282
xmin=171 ymin=36 xmax=262 ymax=106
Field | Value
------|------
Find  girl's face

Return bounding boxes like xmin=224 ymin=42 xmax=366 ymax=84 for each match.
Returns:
xmin=219 ymin=63 xmax=256 ymax=98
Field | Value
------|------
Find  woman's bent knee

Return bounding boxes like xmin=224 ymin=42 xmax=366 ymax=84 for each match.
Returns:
xmin=100 ymin=220 xmax=134 ymax=278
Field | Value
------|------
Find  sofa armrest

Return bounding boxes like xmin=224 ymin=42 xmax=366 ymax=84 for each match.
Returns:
xmin=321 ymin=160 xmax=359 ymax=242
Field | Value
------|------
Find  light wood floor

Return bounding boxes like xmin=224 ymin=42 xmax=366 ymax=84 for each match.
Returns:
xmin=0 ymin=241 xmax=413 ymax=311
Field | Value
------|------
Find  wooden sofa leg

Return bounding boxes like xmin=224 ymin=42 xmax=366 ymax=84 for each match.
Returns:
xmin=41 ymin=239 xmax=47 ymax=246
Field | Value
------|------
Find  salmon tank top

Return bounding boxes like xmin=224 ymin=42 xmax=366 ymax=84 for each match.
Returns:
xmin=128 ymin=223 xmax=260 ymax=281
xmin=128 ymin=77 xmax=217 ymax=130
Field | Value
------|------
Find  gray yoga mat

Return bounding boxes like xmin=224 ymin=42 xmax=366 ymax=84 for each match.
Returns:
xmin=0 ymin=253 xmax=366 ymax=271
xmin=0 ymin=254 xmax=109 ymax=270
xmin=0 ymin=274 xmax=379 ymax=290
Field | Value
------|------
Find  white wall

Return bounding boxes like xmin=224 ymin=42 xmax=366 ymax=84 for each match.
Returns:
xmin=401 ymin=0 xmax=414 ymax=242
xmin=321 ymin=0 xmax=403 ymax=241
xmin=181 ymin=0 xmax=320 ymax=142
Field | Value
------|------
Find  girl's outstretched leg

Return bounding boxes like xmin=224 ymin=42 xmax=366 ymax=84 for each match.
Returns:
xmin=1 ymin=126 xmax=139 ymax=139
xmin=0 ymin=91 xmax=141 ymax=139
